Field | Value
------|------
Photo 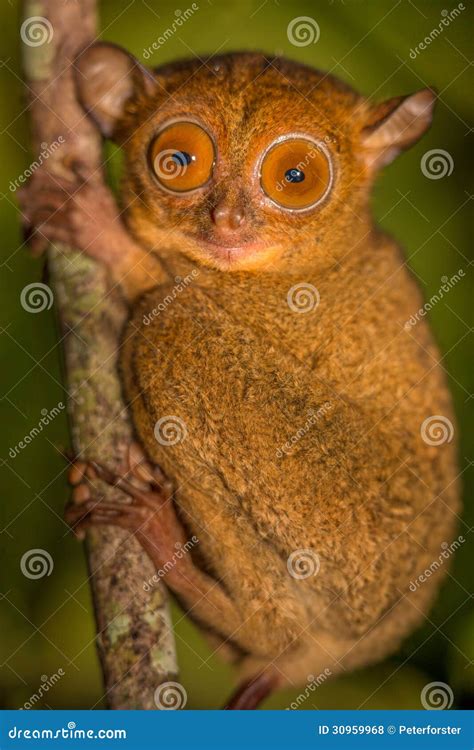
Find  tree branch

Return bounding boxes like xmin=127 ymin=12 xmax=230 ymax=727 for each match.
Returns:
xmin=21 ymin=0 xmax=177 ymax=708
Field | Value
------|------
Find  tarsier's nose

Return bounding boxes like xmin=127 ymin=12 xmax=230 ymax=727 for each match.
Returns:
xmin=211 ymin=202 xmax=246 ymax=232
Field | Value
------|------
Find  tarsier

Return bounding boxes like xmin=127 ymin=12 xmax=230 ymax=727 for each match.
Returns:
xmin=20 ymin=44 xmax=460 ymax=709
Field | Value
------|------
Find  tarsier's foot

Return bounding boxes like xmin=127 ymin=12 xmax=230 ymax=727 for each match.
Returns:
xmin=65 ymin=443 xmax=186 ymax=566
xmin=17 ymin=162 xmax=134 ymax=264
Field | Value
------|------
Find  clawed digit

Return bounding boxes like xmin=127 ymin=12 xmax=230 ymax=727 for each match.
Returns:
xmin=64 ymin=443 xmax=172 ymax=540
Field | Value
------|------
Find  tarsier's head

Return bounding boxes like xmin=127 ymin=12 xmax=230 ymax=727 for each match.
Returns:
xmin=76 ymin=43 xmax=435 ymax=272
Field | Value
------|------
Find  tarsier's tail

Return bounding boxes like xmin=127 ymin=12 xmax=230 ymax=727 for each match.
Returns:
xmin=224 ymin=671 xmax=278 ymax=710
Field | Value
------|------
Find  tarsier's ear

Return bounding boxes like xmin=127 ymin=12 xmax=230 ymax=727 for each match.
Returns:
xmin=74 ymin=42 xmax=156 ymax=138
xmin=360 ymin=89 xmax=436 ymax=170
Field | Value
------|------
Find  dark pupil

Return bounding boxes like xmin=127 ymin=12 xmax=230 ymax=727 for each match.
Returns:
xmin=285 ymin=167 xmax=305 ymax=184
xmin=172 ymin=151 xmax=193 ymax=167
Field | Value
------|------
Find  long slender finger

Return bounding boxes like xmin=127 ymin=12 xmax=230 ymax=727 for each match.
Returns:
xmin=72 ymin=483 xmax=91 ymax=504
xmin=126 ymin=444 xmax=170 ymax=494
xmin=33 ymin=222 xmax=72 ymax=246
xmin=64 ymin=503 xmax=120 ymax=531
xmin=28 ymin=208 xmax=72 ymax=230
xmin=90 ymin=461 xmax=159 ymax=508
xmin=18 ymin=172 xmax=77 ymax=197
xmin=69 ymin=503 xmax=148 ymax=540
xmin=69 ymin=461 xmax=87 ymax=486
xmin=20 ymin=186 xmax=73 ymax=210
xmin=66 ymin=497 xmax=147 ymax=525
xmin=22 ymin=226 xmax=49 ymax=256
xmin=128 ymin=442 xmax=155 ymax=483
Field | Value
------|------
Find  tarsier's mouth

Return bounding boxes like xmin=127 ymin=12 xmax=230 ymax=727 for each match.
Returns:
xmin=191 ymin=233 xmax=267 ymax=263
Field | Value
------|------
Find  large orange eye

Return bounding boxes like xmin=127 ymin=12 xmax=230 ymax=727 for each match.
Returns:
xmin=260 ymin=138 xmax=332 ymax=210
xmin=149 ymin=122 xmax=215 ymax=192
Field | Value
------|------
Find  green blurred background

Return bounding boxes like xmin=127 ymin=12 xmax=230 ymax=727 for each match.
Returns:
xmin=0 ymin=0 xmax=472 ymax=710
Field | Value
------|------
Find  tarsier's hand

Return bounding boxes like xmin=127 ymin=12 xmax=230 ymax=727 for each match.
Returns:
xmin=17 ymin=163 xmax=132 ymax=263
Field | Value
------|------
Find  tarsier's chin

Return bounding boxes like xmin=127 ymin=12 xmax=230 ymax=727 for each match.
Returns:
xmin=75 ymin=43 xmax=436 ymax=273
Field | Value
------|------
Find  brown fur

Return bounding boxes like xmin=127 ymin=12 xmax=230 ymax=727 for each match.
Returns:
xmin=118 ymin=52 xmax=459 ymax=685
xmin=21 ymin=46 xmax=460 ymax=692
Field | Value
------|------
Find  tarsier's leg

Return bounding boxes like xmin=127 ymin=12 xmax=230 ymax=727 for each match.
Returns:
xmin=66 ymin=445 xmax=243 ymax=638
xmin=17 ymin=165 xmax=165 ymax=301
xmin=66 ymin=445 xmax=277 ymax=709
